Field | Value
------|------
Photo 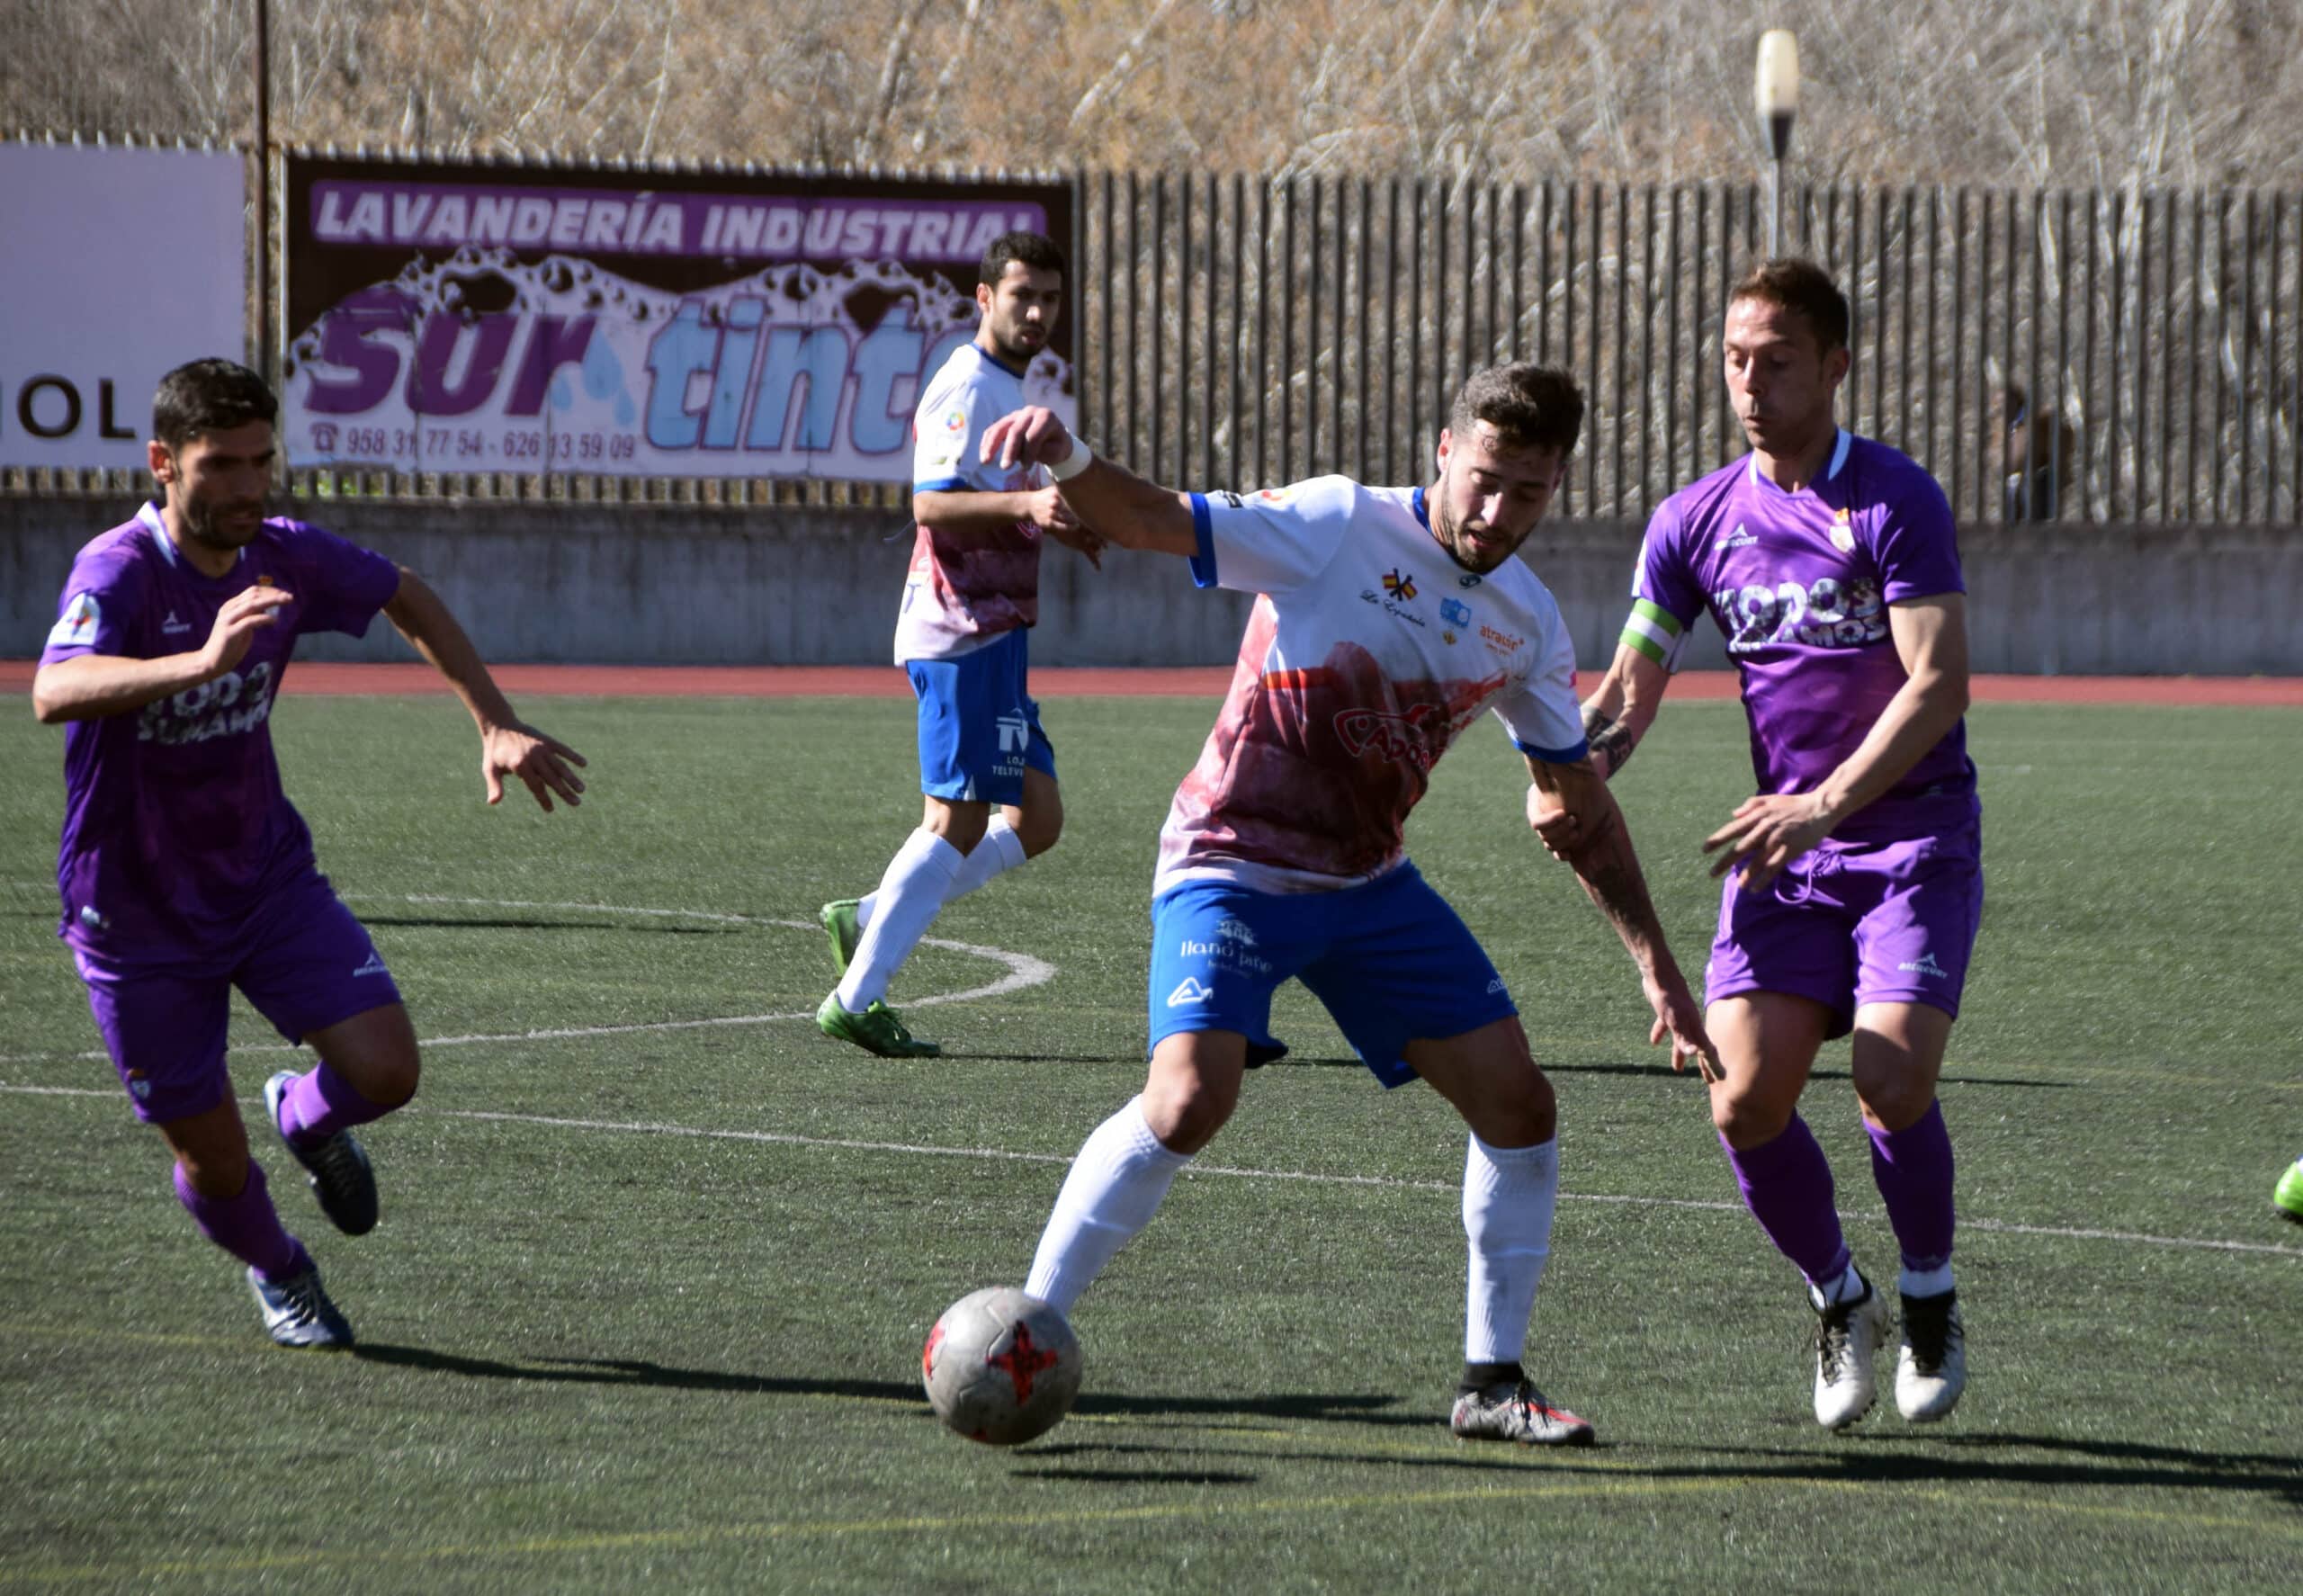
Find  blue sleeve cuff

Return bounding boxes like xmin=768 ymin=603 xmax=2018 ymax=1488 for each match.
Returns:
xmin=1514 ymin=736 xmax=1591 ymax=765
xmin=1187 ymin=494 xmax=1218 ymax=588
xmin=913 ymin=476 xmax=970 ymax=494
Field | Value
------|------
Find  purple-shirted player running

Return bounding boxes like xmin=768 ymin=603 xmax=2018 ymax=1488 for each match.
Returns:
xmin=1546 ymin=260 xmax=1977 ymax=1430
xmin=32 ymin=359 xmax=587 ymax=1350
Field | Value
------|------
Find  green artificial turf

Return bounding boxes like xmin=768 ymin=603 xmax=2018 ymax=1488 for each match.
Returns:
xmin=1 ymin=693 xmax=2297 ymax=1592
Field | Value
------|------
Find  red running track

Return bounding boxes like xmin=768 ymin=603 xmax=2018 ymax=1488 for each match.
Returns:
xmin=2 ymin=660 xmax=2299 ymax=705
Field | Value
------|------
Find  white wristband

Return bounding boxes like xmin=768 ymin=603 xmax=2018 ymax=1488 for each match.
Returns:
xmin=1046 ymin=436 xmax=1094 ymax=482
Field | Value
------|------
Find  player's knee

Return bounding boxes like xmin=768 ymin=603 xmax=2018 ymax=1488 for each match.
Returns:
xmin=1854 ymin=1076 xmax=1934 ymax=1134
xmin=1711 ymin=1084 xmax=1792 ymax=1148
xmin=1141 ymin=1072 xmax=1236 ymax=1153
xmin=176 ymin=1143 xmax=251 ymax=1201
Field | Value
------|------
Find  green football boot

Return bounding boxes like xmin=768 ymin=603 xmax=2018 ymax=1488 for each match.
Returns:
xmin=816 ymin=991 xmax=940 ymax=1057
xmin=818 ymin=900 xmax=863 ymax=975
xmin=2275 ymin=1159 xmax=2303 ymax=1225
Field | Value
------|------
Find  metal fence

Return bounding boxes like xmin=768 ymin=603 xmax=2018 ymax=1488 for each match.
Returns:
xmin=1080 ymin=172 xmax=2303 ymax=525
xmin=10 ymin=157 xmax=2300 ymax=525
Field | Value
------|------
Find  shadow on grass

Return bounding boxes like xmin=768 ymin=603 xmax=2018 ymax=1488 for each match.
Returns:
xmin=357 ymin=916 xmax=742 ymax=935
xmin=1008 ymin=1466 xmax=1259 ymax=1485
xmin=1638 ymin=1431 xmax=2303 ymax=1503
xmin=353 ymin=1344 xmax=1408 ymax=1427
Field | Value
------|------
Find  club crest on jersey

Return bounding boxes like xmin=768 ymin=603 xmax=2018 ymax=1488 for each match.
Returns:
xmin=48 ymin=592 xmax=101 ymax=649
xmin=1334 ymin=702 xmax=1443 ymax=773
xmin=1381 ymin=569 xmax=1417 ymax=600
xmin=1830 ymin=507 xmax=1856 ymax=551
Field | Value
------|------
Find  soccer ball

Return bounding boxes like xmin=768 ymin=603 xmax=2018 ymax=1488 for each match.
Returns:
xmin=921 ymin=1287 xmax=1083 ymax=1446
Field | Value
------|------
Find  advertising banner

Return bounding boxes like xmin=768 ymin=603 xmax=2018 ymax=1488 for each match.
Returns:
xmin=0 ymin=142 xmax=246 ymax=471
xmin=282 ymin=155 xmax=1076 ymax=479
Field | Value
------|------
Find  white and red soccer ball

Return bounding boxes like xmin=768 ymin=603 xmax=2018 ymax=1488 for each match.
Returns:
xmin=921 ymin=1287 xmax=1083 ymax=1446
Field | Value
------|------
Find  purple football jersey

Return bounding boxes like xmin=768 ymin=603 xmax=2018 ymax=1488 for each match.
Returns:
xmin=39 ymin=503 xmax=402 ymax=962
xmin=1635 ymin=431 xmax=1977 ymax=842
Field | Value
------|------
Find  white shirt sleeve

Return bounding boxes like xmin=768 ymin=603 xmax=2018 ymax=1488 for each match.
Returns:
xmin=1487 ymin=592 xmax=1588 ymax=763
xmin=1186 ymin=475 xmax=1357 ymax=596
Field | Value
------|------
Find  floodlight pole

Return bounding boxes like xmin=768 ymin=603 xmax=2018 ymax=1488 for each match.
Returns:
xmin=1755 ymin=31 xmax=1799 ymax=258
xmin=254 ymin=0 xmax=273 ymax=381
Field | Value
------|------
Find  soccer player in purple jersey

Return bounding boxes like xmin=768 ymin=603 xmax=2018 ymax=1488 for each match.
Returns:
xmin=1548 ymin=259 xmax=1977 ymax=1429
xmin=32 ymin=359 xmax=587 ymax=1350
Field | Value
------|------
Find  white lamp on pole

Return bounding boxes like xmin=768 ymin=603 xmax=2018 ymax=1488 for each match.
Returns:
xmin=1755 ymin=30 xmax=1799 ymax=258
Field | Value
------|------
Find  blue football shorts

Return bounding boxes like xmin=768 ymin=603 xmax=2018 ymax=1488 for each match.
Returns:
xmin=1145 ymin=862 xmax=1518 ymax=1089
xmin=906 ymin=629 xmax=1056 ymax=805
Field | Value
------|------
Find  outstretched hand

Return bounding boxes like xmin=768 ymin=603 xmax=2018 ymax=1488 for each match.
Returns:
xmin=1643 ymin=966 xmax=1720 ymax=1083
xmin=1703 ymin=792 xmax=1833 ymax=893
xmin=980 ymin=406 xmax=1076 ymax=473
xmin=481 ymin=721 xmax=587 ymax=811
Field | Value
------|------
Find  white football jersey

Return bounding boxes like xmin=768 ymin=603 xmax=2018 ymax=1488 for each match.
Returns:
xmin=893 ymin=343 xmax=1045 ymax=663
xmin=1156 ymin=477 xmax=1588 ymax=896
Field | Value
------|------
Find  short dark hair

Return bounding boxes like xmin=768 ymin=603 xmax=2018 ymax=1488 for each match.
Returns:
xmin=153 ymin=359 xmax=278 ymax=450
xmin=1729 ymin=258 xmax=1849 ymax=354
xmin=1446 ymin=363 xmax=1583 ymax=457
xmin=978 ymin=230 xmax=1066 ymax=289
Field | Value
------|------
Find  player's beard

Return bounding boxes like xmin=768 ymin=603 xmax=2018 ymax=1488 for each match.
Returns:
xmin=175 ymin=484 xmax=268 ymax=553
xmin=1431 ymin=497 xmax=1512 ymax=573
xmin=990 ymin=321 xmax=1047 ymax=369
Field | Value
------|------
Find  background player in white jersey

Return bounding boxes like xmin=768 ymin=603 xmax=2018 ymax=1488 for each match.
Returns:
xmin=981 ymin=364 xmax=1713 ymax=1446
xmin=33 ymin=359 xmax=586 ymax=1349
xmin=1547 ymin=259 xmax=1978 ymax=1430
xmin=816 ymin=231 xmax=1103 ymax=1057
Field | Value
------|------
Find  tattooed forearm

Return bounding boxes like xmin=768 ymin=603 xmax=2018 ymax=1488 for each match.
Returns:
xmin=1582 ymin=706 xmax=1638 ymax=779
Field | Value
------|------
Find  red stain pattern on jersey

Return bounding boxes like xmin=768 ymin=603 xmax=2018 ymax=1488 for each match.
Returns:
xmin=1162 ymin=609 xmax=1508 ymax=883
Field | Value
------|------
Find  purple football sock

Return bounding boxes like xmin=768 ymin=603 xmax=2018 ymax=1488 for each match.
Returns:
xmin=173 ymin=1161 xmax=309 ymax=1282
xmin=279 ymin=1061 xmax=395 ymax=1145
xmin=1866 ymin=1100 xmax=1957 ymax=1274
xmin=1722 ymin=1115 xmax=1852 ymax=1288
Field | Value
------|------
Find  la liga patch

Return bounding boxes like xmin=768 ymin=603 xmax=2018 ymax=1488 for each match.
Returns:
xmin=48 ymin=592 xmax=101 ymax=649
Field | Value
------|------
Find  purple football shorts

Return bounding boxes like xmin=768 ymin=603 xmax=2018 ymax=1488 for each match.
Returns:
xmin=75 ymin=872 xmax=401 ymax=1123
xmin=1705 ymin=823 xmax=1982 ymax=1039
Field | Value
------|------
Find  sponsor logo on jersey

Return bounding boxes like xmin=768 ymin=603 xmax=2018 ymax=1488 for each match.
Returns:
xmin=1334 ymin=701 xmax=1444 ymax=773
xmin=1477 ymin=623 xmax=1525 ymax=659
xmin=1895 ymin=950 xmax=1948 ymax=980
xmin=1457 ymin=572 xmax=1483 ymax=588
xmin=1439 ymin=597 xmax=1473 ymax=628
xmin=1381 ymin=569 xmax=1417 ymax=600
xmin=1255 ymin=487 xmax=1292 ymax=506
xmin=1718 ymin=522 xmax=1758 ymax=551
xmin=1486 ymin=977 xmax=1508 ymax=995
xmin=1166 ymin=976 xmax=1214 ymax=1007
xmin=47 ymin=592 xmax=101 ymax=649
xmin=162 ymin=610 xmax=193 ymax=635
xmin=996 ymin=713 xmax=1031 ymax=753
xmin=353 ymin=950 xmax=390 ymax=978
xmin=1213 ymin=918 xmax=1259 ymax=947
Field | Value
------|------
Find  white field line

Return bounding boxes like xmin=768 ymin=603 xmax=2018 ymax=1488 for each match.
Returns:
xmin=0 ymin=892 xmax=1054 ymax=1062
xmin=2 ymin=1083 xmax=2298 ymax=1261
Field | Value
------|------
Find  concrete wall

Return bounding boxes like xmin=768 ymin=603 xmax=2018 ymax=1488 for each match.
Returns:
xmin=5 ymin=494 xmax=2299 ymax=674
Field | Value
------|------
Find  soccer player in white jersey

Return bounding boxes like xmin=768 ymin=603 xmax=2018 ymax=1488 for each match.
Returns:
xmin=979 ymin=364 xmax=1714 ymax=1445
xmin=816 ymin=231 xmax=1103 ymax=1057
xmin=1550 ymin=260 xmax=1979 ymax=1430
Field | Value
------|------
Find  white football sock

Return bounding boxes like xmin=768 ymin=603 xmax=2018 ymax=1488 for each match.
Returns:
xmin=853 ymin=817 xmax=1027 ymax=935
xmin=1898 ymin=1261 xmax=1955 ymax=1299
xmin=1808 ymin=1262 xmax=1870 ymax=1309
xmin=834 ymin=829 xmax=964 ymax=1011
xmin=1025 ymin=1097 xmax=1192 ymax=1314
xmin=1461 ymin=1133 xmax=1559 ymax=1364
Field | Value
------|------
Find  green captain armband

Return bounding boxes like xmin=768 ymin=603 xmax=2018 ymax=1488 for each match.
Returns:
xmin=1619 ymin=599 xmax=1688 ymax=670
